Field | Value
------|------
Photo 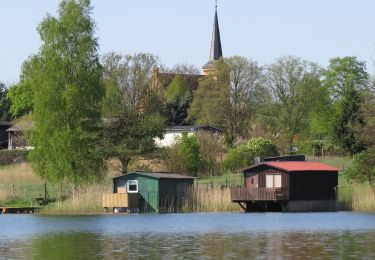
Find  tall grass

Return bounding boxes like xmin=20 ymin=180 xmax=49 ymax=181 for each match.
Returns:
xmin=0 ymin=163 xmax=44 ymax=205
xmin=338 ymin=181 xmax=375 ymax=212
xmin=182 ymin=185 xmax=241 ymax=212
xmin=0 ymin=162 xmax=41 ymax=184
xmin=40 ymin=184 xmax=112 ymax=214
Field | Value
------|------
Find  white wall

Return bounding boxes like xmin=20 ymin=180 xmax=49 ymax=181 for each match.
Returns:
xmin=155 ymin=132 xmax=194 ymax=147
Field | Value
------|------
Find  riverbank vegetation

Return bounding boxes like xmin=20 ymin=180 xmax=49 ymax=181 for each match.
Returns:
xmin=1 ymin=0 xmax=375 ymax=213
xmin=1 ymin=160 xmax=375 ymax=213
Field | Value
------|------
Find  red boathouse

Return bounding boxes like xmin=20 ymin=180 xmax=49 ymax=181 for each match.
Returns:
xmin=231 ymin=161 xmax=339 ymax=212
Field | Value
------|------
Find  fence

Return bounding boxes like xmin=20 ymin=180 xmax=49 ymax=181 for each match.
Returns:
xmin=230 ymin=187 xmax=289 ymax=201
xmin=0 ymin=182 xmax=71 ymax=206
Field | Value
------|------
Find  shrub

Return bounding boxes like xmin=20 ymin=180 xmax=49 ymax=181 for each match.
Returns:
xmin=196 ymin=132 xmax=226 ymax=177
xmin=179 ymin=134 xmax=201 ymax=175
xmin=0 ymin=150 xmax=29 ymax=166
xmin=223 ymin=138 xmax=278 ymax=170
xmin=165 ymin=133 xmax=226 ymax=177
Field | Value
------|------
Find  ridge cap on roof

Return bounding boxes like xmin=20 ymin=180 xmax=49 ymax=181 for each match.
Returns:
xmin=241 ymin=161 xmax=340 ymax=172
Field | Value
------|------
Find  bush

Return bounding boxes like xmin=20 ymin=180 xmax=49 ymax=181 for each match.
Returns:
xmin=0 ymin=150 xmax=29 ymax=166
xmin=223 ymin=138 xmax=278 ymax=170
xmin=165 ymin=133 xmax=226 ymax=177
xmin=196 ymin=132 xmax=226 ymax=177
xmin=165 ymin=134 xmax=201 ymax=176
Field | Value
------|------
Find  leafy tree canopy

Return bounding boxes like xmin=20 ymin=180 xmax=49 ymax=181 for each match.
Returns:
xmin=324 ymin=57 xmax=368 ymax=154
xmin=29 ymin=0 xmax=106 ymax=185
xmin=0 ymin=82 xmax=12 ymax=121
xmin=101 ymin=52 xmax=165 ymax=174
xmin=165 ymin=75 xmax=191 ymax=126
xmin=346 ymin=148 xmax=375 ymax=192
xmin=266 ymin=56 xmax=326 ymax=148
xmin=223 ymin=138 xmax=279 ymax=170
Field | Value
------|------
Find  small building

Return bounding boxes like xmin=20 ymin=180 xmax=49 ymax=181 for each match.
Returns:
xmin=104 ymin=171 xmax=195 ymax=213
xmin=6 ymin=121 xmax=34 ymax=150
xmin=0 ymin=121 xmax=12 ymax=149
xmin=155 ymin=125 xmax=221 ymax=147
xmin=231 ymin=161 xmax=339 ymax=212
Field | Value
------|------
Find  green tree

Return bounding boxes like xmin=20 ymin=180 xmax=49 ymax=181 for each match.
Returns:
xmin=101 ymin=52 xmax=165 ymax=174
xmin=29 ymin=0 xmax=106 ymax=185
xmin=346 ymin=149 xmax=375 ymax=192
xmin=179 ymin=134 xmax=201 ymax=175
xmin=0 ymin=82 xmax=11 ymax=121
xmin=266 ymin=56 xmax=325 ymax=149
xmin=223 ymin=138 xmax=279 ymax=170
xmin=189 ymin=57 xmax=266 ymax=146
xmin=165 ymin=75 xmax=191 ymax=126
xmin=165 ymin=134 xmax=201 ymax=176
xmin=324 ymin=57 xmax=368 ymax=154
xmin=7 ymin=57 xmax=38 ymax=118
xmin=188 ymin=59 xmax=232 ymax=144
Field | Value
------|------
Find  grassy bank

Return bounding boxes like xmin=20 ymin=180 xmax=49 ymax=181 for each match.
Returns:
xmin=1 ymin=158 xmax=374 ymax=213
xmin=0 ymin=162 xmax=240 ymax=213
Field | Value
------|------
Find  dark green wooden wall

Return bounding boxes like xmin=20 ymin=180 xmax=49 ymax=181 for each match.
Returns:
xmin=113 ymin=172 xmax=193 ymax=213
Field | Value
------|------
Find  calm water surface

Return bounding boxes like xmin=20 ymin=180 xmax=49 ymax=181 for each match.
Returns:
xmin=1 ymin=212 xmax=375 ymax=259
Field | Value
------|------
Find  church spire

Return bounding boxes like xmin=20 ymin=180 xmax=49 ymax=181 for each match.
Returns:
xmin=210 ymin=2 xmax=222 ymax=61
xmin=203 ymin=1 xmax=223 ymax=74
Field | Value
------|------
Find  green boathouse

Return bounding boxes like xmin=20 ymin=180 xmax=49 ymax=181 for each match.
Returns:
xmin=112 ymin=171 xmax=195 ymax=213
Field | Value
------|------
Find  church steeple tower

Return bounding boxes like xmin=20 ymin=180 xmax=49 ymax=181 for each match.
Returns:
xmin=203 ymin=1 xmax=223 ymax=75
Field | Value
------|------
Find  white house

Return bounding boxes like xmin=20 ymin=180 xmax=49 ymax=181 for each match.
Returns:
xmin=155 ymin=125 xmax=221 ymax=147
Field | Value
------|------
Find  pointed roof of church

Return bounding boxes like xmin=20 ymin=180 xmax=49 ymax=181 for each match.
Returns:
xmin=203 ymin=4 xmax=223 ymax=69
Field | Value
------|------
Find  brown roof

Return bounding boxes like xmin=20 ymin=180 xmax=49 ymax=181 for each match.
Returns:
xmin=157 ymin=73 xmax=203 ymax=92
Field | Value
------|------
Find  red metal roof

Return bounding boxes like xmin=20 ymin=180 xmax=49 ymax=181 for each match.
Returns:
xmin=242 ymin=161 xmax=340 ymax=172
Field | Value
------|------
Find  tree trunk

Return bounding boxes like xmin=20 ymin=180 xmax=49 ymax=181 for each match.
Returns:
xmin=120 ymin=157 xmax=131 ymax=175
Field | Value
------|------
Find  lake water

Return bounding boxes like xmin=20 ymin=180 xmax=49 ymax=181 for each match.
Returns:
xmin=1 ymin=212 xmax=375 ymax=259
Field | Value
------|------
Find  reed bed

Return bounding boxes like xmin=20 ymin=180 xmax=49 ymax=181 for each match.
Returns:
xmin=0 ymin=163 xmax=41 ymax=184
xmin=338 ymin=182 xmax=375 ymax=212
xmin=182 ymin=185 xmax=242 ymax=212
xmin=41 ymin=184 xmax=112 ymax=214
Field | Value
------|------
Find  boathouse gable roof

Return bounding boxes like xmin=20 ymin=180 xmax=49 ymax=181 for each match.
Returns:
xmin=242 ymin=161 xmax=340 ymax=173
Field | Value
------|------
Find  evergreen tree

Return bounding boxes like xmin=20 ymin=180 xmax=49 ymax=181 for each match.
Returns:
xmin=324 ymin=57 xmax=368 ymax=154
xmin=165 ymin=75 xmax=191 ymax=126
xmin=29 ymin=0 xmax=106 ymax=185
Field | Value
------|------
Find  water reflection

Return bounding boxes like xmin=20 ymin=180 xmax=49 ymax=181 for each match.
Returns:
xmin=0 ymin=231 xmax=374 ymax=259
xmin=1 ymin=213 xmax=375 ymax=259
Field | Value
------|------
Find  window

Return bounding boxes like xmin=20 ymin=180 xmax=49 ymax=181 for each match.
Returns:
xmin=274 ymin=175 xmax=282 ymax=188
xmin=266 ymin=174 xmax=282 ymax=188
xmin=127 ymin=180 xmax=138 ymax=193
xmin=250 ymin=178 xmax=254 ymax=185
xmin=266 ymin=175 xmax=274 ymax=188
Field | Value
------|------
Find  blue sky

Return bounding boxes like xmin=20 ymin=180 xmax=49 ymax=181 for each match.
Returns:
xmin=1 ymin=0 xmax=375 ymax=85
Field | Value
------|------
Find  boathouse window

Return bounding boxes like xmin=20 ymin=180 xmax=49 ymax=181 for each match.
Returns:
xmin=266 ymin=174 xmax=282 ymax=188
xmin=127 ymin=180 xmax=138 ymax=193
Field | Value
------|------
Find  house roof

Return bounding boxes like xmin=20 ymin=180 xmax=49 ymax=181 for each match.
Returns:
xmin=242 ymin=161 xmax=340 ymax=173
xmin=0 ymin=121 xmax=12 ymax=126
xmin=113 ymin=171 xmax=196 ymax=180
xmin=156 ymin=72 xmax=202 ymax=92
xmin=166 ymin=125 xmax=222 ymax=133
xmin=6 ymin=121 xmax=34 ymax=132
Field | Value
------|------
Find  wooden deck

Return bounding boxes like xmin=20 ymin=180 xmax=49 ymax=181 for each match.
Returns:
xmin=230 ymin=187 xmax=289 ymax=202
xmin=1 ymin=206 xmax=43 ymax=214
xmin=102 ymin=193 xmax=139 ymax=212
